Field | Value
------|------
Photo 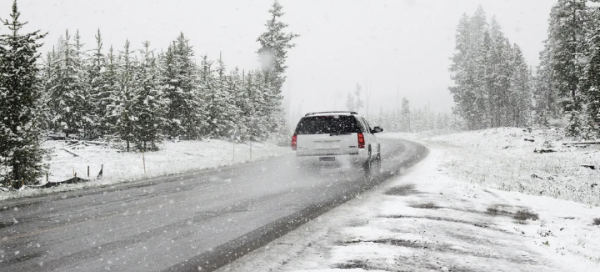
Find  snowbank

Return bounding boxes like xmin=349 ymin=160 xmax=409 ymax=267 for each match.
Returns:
xmin=0 ymin=139 xmax=291 ymax=200
xmin=420 ymin=127 xmax=600 ymax=206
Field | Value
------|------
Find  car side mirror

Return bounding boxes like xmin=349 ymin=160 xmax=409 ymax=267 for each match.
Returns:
xmin=372 ymin=126 xmax=383 ymax=133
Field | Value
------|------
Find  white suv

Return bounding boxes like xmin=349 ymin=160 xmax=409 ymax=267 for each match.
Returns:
xmin=291 ymin=111 xmax=384 ymax=175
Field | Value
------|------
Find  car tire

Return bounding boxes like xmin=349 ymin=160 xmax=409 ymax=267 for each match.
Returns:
xmin=373 ymin=153 xmax=382 ymax=175
xmin=363 ymin=149 xmax=372 ymax=177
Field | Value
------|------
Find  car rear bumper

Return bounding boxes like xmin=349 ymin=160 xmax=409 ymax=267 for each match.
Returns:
xmin=294 ymin=150 xmax=369 ymax=166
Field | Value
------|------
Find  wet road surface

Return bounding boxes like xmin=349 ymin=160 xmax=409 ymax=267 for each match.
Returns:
xmin=0 ymin=138 xmax=427 ymax=272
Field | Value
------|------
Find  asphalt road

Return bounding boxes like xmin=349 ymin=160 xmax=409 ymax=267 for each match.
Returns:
xmin=0 ymin=138 xmax=427 ymax=272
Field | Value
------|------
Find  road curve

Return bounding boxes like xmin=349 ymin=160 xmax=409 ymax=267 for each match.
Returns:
xmin=0 ymin=138 xmax=428 ymax=272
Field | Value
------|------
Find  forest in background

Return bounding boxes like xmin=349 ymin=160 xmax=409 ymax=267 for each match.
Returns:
xmin=448 ymin=1 xmax=600 ymax=138
xmin=0 ymin=0 xmax=297 ymax=185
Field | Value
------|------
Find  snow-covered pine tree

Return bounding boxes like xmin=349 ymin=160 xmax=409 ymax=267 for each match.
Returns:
xmin=254 ymin=70 xmax=276 ymax=141
xmin=450 ymin=7 xmax=533 ymax=131
xmin=581 ymin=7 xmax=600 ymax=136
xmin=237 ymin=69 xmax=256 ymax=142
xmin=204 ymin=54 xmax=236 ymax=139
xmin=497 ymin=39 xmax=515 ymax=126
xmin=101 ymin=46 xmax=120 ymax=138
xmin=49 ymin=30 xmax=87 ymax=139
xmin=508 ymin=44 xmax=532 ymax=127
xmin=480 ymin=30 xmax=494 ymax=128
xmin=245 ymin=70 xmax=269 ymax=141
xmin=39 ymin=50 xmax=56 ymax=132
xmin=257 ymin=0 xmax=299 ymax=91
xmin=469 ymin=6 xmax=489 ymax=130
xmin=229 ymin=67 xmax=245 ymax=142
xmin=257 ymin=1 xmax=298 ymax=141
xmin=73 ymin=30 xmax=94 ymax=140
xmin=488 ymin=18 xmax=513 ymax=127
xmin=547 ymin=0 xmax=588 ymax=137
xmin=534 ymin=44 xmax=557 ymax=127
xmin=115 ymin=40 xmax=136 ymax=151
xmin=162 ymin=33 xmax=203 ymax=140
xmin=160 ymin=45 xmax=179 ymax=138
xmin=132 ymin=41 xmax=166 ymax=151
xmin=0 ymin=0 xmax=47 ymax=186
xmin=449 ymin=14 xmax=478 ymax=130
xmin=86 ymin=29 xmax=107 ymax=140
xmin=175 ymin=34 xmax=203 ymax=140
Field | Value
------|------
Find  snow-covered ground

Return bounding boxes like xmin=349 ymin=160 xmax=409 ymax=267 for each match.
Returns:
xmin=218 ymin=129 xmax=600 ymax=272
xmin=426 ymin=127 xmax=600 ymax=206
xmin=0 ymin=139 xmax=291 ymax=200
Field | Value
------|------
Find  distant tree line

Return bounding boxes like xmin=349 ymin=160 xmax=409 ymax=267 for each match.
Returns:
xmin=0 ymin=0 xmax=297 ymax=186
xmin=372 ymin=97 xmax=461 ymax=133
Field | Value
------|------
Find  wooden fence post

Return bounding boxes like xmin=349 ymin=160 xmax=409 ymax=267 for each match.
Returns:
xmin=87 ymin=166 xmax=90 ymax=178
xmin=142 ymin=151 xmax=146 ymax=174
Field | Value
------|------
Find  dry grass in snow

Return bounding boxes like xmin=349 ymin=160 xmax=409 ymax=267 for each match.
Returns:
xmin=423 ymin=127 xmax=600 ymax=206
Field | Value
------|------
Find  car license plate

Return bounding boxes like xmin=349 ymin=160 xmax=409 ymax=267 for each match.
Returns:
xmin=319 ymin=157 xmax=335 ymax=161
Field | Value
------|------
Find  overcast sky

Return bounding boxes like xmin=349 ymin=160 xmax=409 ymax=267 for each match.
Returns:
xmin=5 ymin=0 xmax=557 ymax=123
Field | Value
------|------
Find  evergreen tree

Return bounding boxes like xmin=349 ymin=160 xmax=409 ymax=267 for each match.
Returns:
xmin=257 ymin=0 xmax=299 ymax=90
xmin=245 ymin=71 xmax=269 ymax=141
xmin=86 ymin=29 xmax=107 ymax=139
xmin=162 ymin=33 xmax=203 ymax=140
xmin=508 ymin=45 xmax=532 ymax=127
xmin=237 ymin=70 xmax=256 ymax=142
xmin=256 ymin=0 xmax=299 ymax=139
xmin=470 ymin=7 xmax=489 ymax=129
xmin=534 ymin=43 xmax=560 ymax=127
xmin=450 ymin=6 xmax=532 ymax=130
xmin=0 ymin=0 xmax=47 ymax=186
xmin=115 ymin=40 xmax=136 ymax=151
xmin=49 ymin=30 xmax=86 ymax=138
xmin=547 ymin=0 xmax=588 ymax=136
xmin=204 ymin=54 xmax=236 ymax=138
xmin=132 ymin=41 xmax=166 ymax=150
xmin=581 ymin=8 xmax=600 ymax=136
xmin=449 ymin=14 xmax=478 ymax=130
xmin=101 ymin=46 xmax=121 ymax=138
xmin=73 ymin=30 xmax=94 ymax=140
xmin=229 ymin=67 xmax=245 ymax=142
xmin=39 ymin=50 xmax=56 ymax=132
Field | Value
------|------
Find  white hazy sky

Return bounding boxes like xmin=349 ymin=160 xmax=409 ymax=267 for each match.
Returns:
xmin=5 ymin=0 xmax=557 ymax=122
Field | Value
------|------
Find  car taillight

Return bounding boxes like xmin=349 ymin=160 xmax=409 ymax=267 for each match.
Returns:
xmin=357 ymin=132 xmax=365 ymax=148
xmin=292 ymin=134 xmax=297 ymax=150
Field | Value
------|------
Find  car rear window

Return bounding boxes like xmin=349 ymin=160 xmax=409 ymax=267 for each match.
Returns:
xmin=294 ymin=115 xmax=360 ymax=135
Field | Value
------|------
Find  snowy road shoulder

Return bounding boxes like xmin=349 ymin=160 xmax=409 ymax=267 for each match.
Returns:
xmin=218 ymin=147 xmax=600 ymax=272
xmin=0 ymin=139 xmax=291 ymax=201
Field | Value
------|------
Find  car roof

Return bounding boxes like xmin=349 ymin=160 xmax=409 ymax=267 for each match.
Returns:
xmin=304 ymin=111 xmax=361 ymax=117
